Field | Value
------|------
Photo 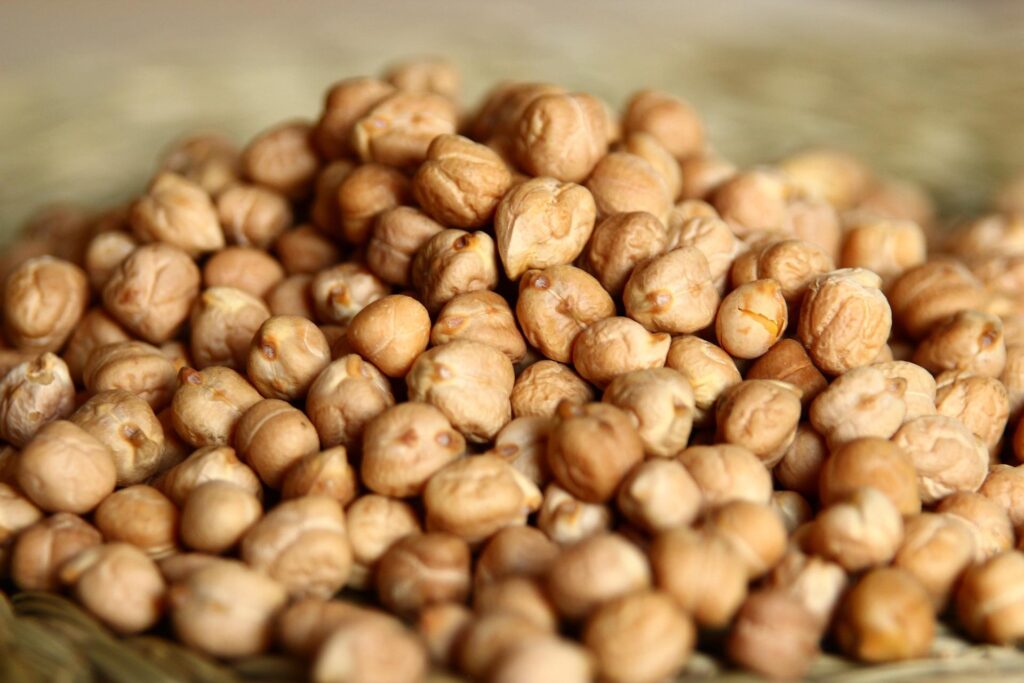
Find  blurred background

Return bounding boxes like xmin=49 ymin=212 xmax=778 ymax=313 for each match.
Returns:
xmin=1 ymin=0 xmax=1022 ymax=239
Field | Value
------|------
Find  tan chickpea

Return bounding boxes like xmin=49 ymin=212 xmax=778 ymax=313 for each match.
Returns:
xmin=807 ymin=487 xmax=904 ymax=572
xmin=161 ymin=338 xmax=191 ymax=377
xmin=892 ymin=415 xmax=989 ymax=505
xmin=306 ymin=354 xmax=395 ymax=448
xmin=771 ymin=490 xmax=814 ymax=533
xmin=407 ymin=340 xmax=514 ymax=442
xmin=83 ymin=230 xmax=138 ymax=291
xmin=774 ymin=424 xmax=827 ymax=497
xmin=62 ymin=308 xmax=130 ymax=384
xmin=913 ymin=309 xmax=1006 ymax=377
xmin=169 ymin=560 xmax=288 ymax=658
xmin=94 ymin=485 xmax=178 ymax=559
xmin=155 ymin=407 xmax=190 ymax=475
xmin=189 ymin=287 xmax=271 ymax=370
xmin=10 ymin=513 xmax=102 ymax=591
xmin=678 ymin=444 xmax=772 ymax=508
xmin=475 ymin=525 xmax=559 ymax=588
xmin=622 ymin=89 xmax=703 ymax=160
xmin=130 ymin=172 xmax=224 ymax=255
xmin=950 ymin=212 xmax=1024 ymax=261
xmin=274 ymin=225 xmax=341 ymax=275
xmin=423 ymin=455 xmax=541 ymax=544
xmin=716 ymin=379 xmax=801 ymax=467
xmin=956 ymin=550 xmax=1024 ymax=645
xmin=351 ymin=91 xmax=458 ymax=168
xmin=546 ymin=533 xmax=650 ymax=621
xmin=665 ymin=335 xmax=741 ymax=425
xmin=666 ymin=215 xmax=738 ymax=294
xmin=156 ymin=552 xmax=234 ymax=585
xmin=704 ymin=501 xmax=788 ymax=579
xmin=411 ymin=228 xmax=499 ymax=313
xmin=650 ymin=527 xmax=748 ymax=627
xmin=511 ymin=360 xmax=594 ymax=420
xmin=310 ymin=263 xmax=388 ymax=327
xmin=473 ymin=575 xmax=557 ymax=631
xmin=413 ymin=134 xmax=511 ymax=228
xmin=839 ymin=215 xmax=926 ymax=285
xmin=617 ymin=459 xmax=701 ymax=533
xmin=215 ymin=183 xmax=291 ymax=249
xmin=59 ymin=542 xmax=166 ymax=634
xmin=247 ymin=315 xmax=331 ymax=400
xmin=935 ymin=373 xmax=1009 ymax=456
xmin=572 ymin=317 xmax=670 ymax=388
xmin=0 ymin=483 xmax=43 ymax=545
xmin=516 ymin=265 xmax=613 ymax=363
xmin=376 ymin=532 xmax=470 ymax=616
xmin=675 ymin=154 xmax=733 ymax=202
xmin=157 ymin=445 xmax=261 ymax=507
xmin=345 ymin=494 xmax=422 ymax=589
xmin=345 ymin=294 xmax=430 ymax=377
xmin=494 ymin=177 xmax=597 ymax=280
xmin=172 ymin=366 xmax=262 ymax=447
xmin=584 ymin=590 xmax=694 ymax=683
xmin=84 ymin=341 xmax=176 ymax=411
xmin=241 ymin=496 xmax=351 ymax=599
xmin=715 ymin=279 xmax=788 ymax=359
xmin=900 ymin=511 xmax=976 ymax=609
xmin=4 ymin=256 xmax=88 ymax=352
xmin=786 ymin=195 xmax=843 ymax=260
xmin=767 ymin=549 xmax=849 ymax=627
xmin=361 ymin=402 xmax=466 ymax=497
xmin=603 ymin=368 xmax=695 ymax=458
xmin=0 ymin=352 xmax=74 ymax=447
xmin=538 ymin=483 xmax=612 ymax=546
xmin=17 ymin=420 xmax=116 ymax=514
xmin=71 ymin=389 xmax=165 ymax=485
xmin=337 ymin=163 xmax=410 ymax=246
xmin=619 ymin=132 xmax=682 ymax=199
xmin=798 ymin=268 xmax=892 ymax=374
xmin=203 ymin=246 xmax=285 ymax=299
xmin=583 ymin=212 xmax=667 ymax=296
xmin=241 ymin=120 xmax=319 ymax=198
xmin=776 ymin=149 xmax=871 ymax=209
xmin=728 ymin=588 xmax=822 ymax=681
xmin=623 ymin=247 xmax=719 ymax=334
xmin=711 ymin=168 xmax=791 ymax=237
xmin=872 ymin=360 xmax=937 ymax=421
xmin=836 ymin=568 xmax=935 ymax=662
xmin=384 ymin=56 xmax=460 ymax=98
xmin=281 ymin=447 xmax=357 ymax=505
xmin=314 ymin=77 xmax=396 ymax=159
xmin=820 ymin=438 xmax=920 ymax=516
xmin=585 ymin=152 xmax=672 ymax=223
xmin=159 ymin=133 xmax=240 ymax=197
xmin=431 ymin=291 xmax=526 ymax=364
xmin=308 ymin=157 xmax=356 ymax=233
xmin=937 ymin=491 xmax=1013 ymax=561
xmin=810 ymin=365 xmax=908 ymax=450
xmin=454 ymin=611 xmax=549 ymax=681
xmin=751 ymin=239 xmax=837 ymax=307
xmin=312 ymin=611 xmax=429 ymax=683
xmin=490 ymin=636 xmax=593 ymax=683
xmin=515 ymin=92 xmax=609 ymax=182
xmin=234 ymin=399 xmax=320 ymax=487
xmin=889 ymin=259 xmax=987 ymax=339
xmin=746 ymin=339 xmax=826 ymax=406
xmin=980 ymin=465 xmax=1024 ymax=527
xmin=366 ymin=206 xmax=444 ymax=287
xmin=277 ymin=598 xmax=379 ymax=657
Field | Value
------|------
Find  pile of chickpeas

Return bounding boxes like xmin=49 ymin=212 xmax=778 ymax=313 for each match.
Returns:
xmin=2 ymin=57 xmax=1024 ymax=683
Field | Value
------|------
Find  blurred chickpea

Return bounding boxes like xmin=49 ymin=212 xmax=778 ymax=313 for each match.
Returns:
xmin=376 ymin=532 xmax=470 ymax=616
xmin=705 ymin=501 xmax=788 ymax=579
xmin=773 ymin=424 xmax=827 ymax=497
xmin=10 ymin=513 xmax=102 ymax=591
xmin=384 ymin=56 xmax=460 ymax=98
xmin=71 ymin=389 xmax=165 ymax=485
xmin=83 ymin=230 xmax=138 ymax=291
xmin=0 ymin=352 xmax=74 ymax=447
xmin=0 ymin=483 xmax=43 ymax=546
xmin=515 ymin=92 xmax=609 ymax=182
xmin=4 ymin=256 xmax=88 ymax=352
xmin=314 ymin=77 xmax=396 ymax=159
xmin=234 ymin=399 xmax=319 ymax=487
xmin=412 ymin=228 xmax=498 ymax=313
xmin=616 ymin=459 xmax=701 ymax=533
xmin=810 ymin=365 xmax=908 ymax=449
xmin=711 ymin=168 xmax=791 ymax=237
xmin=836 ymin=568 xmax=935 ymax=662
xmin=538 ymin=483 xmax=612 ymax=546
xmin=516 ymin=265 xmax=613 ymax=363
xmin=873 ymin=360 xmax=937 ymax=421
xmin=840 ymin=215 xmax=926 ymax=285
xmin=950 ymin=212 xmax=1024 ymax=261
xmin=337 ymin=163 xmax=410 ymax=246
xmin=889 ymin=259 xmax=987 ymax=339
xmin=189 ymin=287 xmax=270 ymax=370
xmin=767 ymin=549 xmax=849 ymax=627
xmin=622 ymin=89 xmax=703 ymax=160
xmin=345 ymin=494 xmax=422 ymax=589
xmin=511 ymin=360 xmax=594 ymax=420
xmin=937 ymin=491 xmax=1013 ymax=561
xmin=241 ymin=120 xmax=319 ymax=198
xmin=675 ymin=154 xmax=733 ymax=202
xmin=893 ymin=415 xmax=989 ymax=505
xmin=454 ymin=611 xmax=549 ymax=681
xmin=345 ymin=295 xmax=430 ymax=377
xmin=308 ymin=160 xmax=356 ymax=237
xmin=247 ymin=315 xmax=331 ymax=400
xmin=603 ymin=368 xmax=694 ymax=458
xmin=980 ymin=465 xmax=1024 ymax=527
xmin=307 ymin=354 xmax=395 ymax=448
xmin=203 ymin=246 xmax=285 ymax=299
xmin=935 ymin=372 xmax=1009 ymax=456
xmin=572 ymin=317 xmax=670 ymax=388
xmin=413 ymin=134 xmax=512 ymax=228
xmin=215 ymin=183 xmax=291 ymax=249
xmin=366 ymin=206 xmax=444 ymax=287
xmin=819 ymin=437 xmax=920 ymax=516
xmin=729 ymin=590 xmax=822 ymax=681
xmin=131 ymin=172 xmax=224 ymax=255
xmin=715 ymin=279 xmax=788 ymax=359
xmin=17 ymin=420 xmax=116 ymax=514
xmin=274 ymin=225 xmax=341 ymax=275
xmin=475 ymin=576 xmax=557 ymax=630
xmin=475 ymin=525 xmax=559 ymax=588
xmin=94 ymin=485 xmax=178 ymax=559
xmin=351 ymin=91 xmax=458 ymax=168
xmin=807 ymin=487 xmax=904 ymax=572
xmin=716 ymin=379 xmax=801 ymax=467
xmin=786 ymin=195 xmax=844 ymax=260
xmin=665 ymin=335 xmax=741 ymax=425
xmin=277 ymin=598 xmax=379 ymax=658
xmin=157 ymin=445 xmax=261 ymax=507
xmin=771 ymin=490 xmax=814 ymax=533
xmin=312 ymin=611 xmax=429 ymax=683
xmin=913 ymin=309 xmax=1006 ymax=377
xmin=172 ymin=366 xmax=261 ymax=447
xmin=956 ymin=550 xmax=1024 ymax=645
xmin=280 ymin=447 xmax=356 ymax=505
xmin=584 ymin=212 xmax=667 ymax=296
xmin=62 ymin=308 xmax=131 ymax=384
xmin=159 ymin=133 xmax=240 ymax=197
xmin=778 ymin=149 xmax=872 ymax=209
xmin=546 ymin=533 xmax=650 ymax=621
xmin=678 ymin=444 xmax=772 ymax=508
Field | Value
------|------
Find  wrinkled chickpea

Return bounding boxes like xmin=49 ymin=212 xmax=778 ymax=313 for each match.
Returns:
xmin=665 ymin=335 xmax=741 ymax=425
xmin=366 ymin=206 xmax=444 ymax=286
xmin=314 ymin=77 xmax=396 ymax=159
xmin=203 ymin=245 xmax=285 ymax=299
xmin=345 ymin=494 xmax=422 ymax=589
xmin=892 ymin=415 xmax=989 ymax=504
xmin=10 ymin=513 xmax=103 ymax=591
xmin=189 ymin=287 xmax=271 ymax=370
xmin=247 ymin=315 xmax=331 ymax=400
xmin=807 ymin=487 xmax=904 ymax=572
xmin=715 ymin=279 xmax=788 ymax=359
xmin=274 ymin=224 xmax=341 ymax=275
xmin=537 ymin=483 xmax=613 ymax=546
xmin=704 ymin=501 xmax=788 ymax=579
xmin=0 ymin=352 xmax=75 ymax=447
xmin=346 ymin=294 xmax=430 ymax=377
xmin=83 ymin=340 xmax=177 ymax=410
xmin=376 ymin=531 xmax=471 ymax=616
xmin=711 ymin=168 xmax=791 ymax=237
xmin=474 ymin=576 xmax=558 ymax=630
xmin=84 ymin=230 xmax=138 ymax=291
xmin=584 ymin=212 xmax=667 ymax=296
xmin=935 ymin=372 xmax=1009 ymax=456
xmin=306 ymin=354 xmax=395 ymax=448
xmin=131 ymin=172 xmax=224 ymax=255
xmin=889 ymin=259 xmax=987 ymax=339
xmin=622 ymin=89 xmax=703 ymax=160
xmin=873 ymin=360 xmax=937 ymax=421
xmin=716 ymin=380 xmax=801 ymax=467
xmin=605 ymin=367 xmax=696 ymax=458
xmin=172 ymin=366 xmax=262 ymax=447
xmin=241 ymin=120 xmax=319 ymax=198
xmin=516 ymin=92 xmax=609 ymax=182
xmin=17 ymin=420 xmax=117 ymax=514
xmin=413 ymin=134 xmax=512 ymax=228
xmin=312 ymin=610 xmax=429 ymax=683
xmin=620 ymin=131 xmax=682 ymax=199
xmin=215 ymin=183 xmax=291 ymax=249
xmin=980 ymin=465 xmax=1024 ymax=527
xmin=773 ymin=424 xmax=827 ymax=497
xmin=62 ymin=308 xmax=131 ymax=384
xmin=4 ymin=256 xmax=89 ymax=352
xmin=310 ymin=263 xmax=389 ymax=326
xmin=281 ymin=447 xmax=357 ymax=505
xmin=411 ymin=228 xmax=499 ymax=313
xmin=820 ymin=437 xmax=920 ymax=516
xmin=431 ymin=290 xmax=526 ymax=364
xmin=336 ymin=163 xmax=410 ymax=245
xmin=836 ymin=568 xmax=935 ymax=662
xmin=678 ymin=444 xmax=773 ymax=508
xmin=666 ymin=214 xmax=738 ymax=294
xmin=71 ymin=389 xmax=165 ymax=485
xmin=572 ymin=317 xmax=670 ymax=388
xmin=234 ymin=399 xmax=320 ymax=487
xmin=585 ymin=151 xmax=672 ymax=223
xmin=616 ymin=459 xmax=701 ymax=533
xmin=746 ymin=339 xmax=827 ymax=406
xmin=475 ymin=525 xmax=559 ymax=588
xmin=894 ymin=512 xmax=978 ymax=610
xmin=516 ymin=265 xmax=614 ymax=363
xmin=728 ymin=589 xmax=822 ymax=681
xmin=913 ymin=309 xmax=1006 ymax=377
xmin=956 ymin=550 xmax=1024 ymax=645
xmin=936 ymin=491 xmax=1014 ymax=560
xmin=94 ymin=485 xmax=178 ymax=559
xmin=351 ymin=91 xmax=459 ymax=168
xmin=157 ymin=445 xmax=261 ymax=507
xmin=840 ymin=214 xmax=926 ymax=285
xmin=510 ymin=360 xmax=594 ymax=420
xmin=810 ymin=365 xmax=908 ymax=449
xmin=546 ymin=533 xmax=651 ymax=621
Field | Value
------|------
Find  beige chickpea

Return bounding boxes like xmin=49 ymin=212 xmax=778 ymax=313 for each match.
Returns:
xmin=361 ymin=402 xmax=466 ymax=497
xmin=156 ymin=551 xmax=234 ymax=585
xmin=716 ymin=379 xmax=801 ymax=467
xmin=241 ymin=120 xmax=318 ymax=198
xmin=767 ymin=550 xmax=849 ymax=627
xmin=494 ymin=177 xmax=597 ymax=281
xmin=678 ymin=444 xmax=772 ymax=508
xmin=873 ymin=360 xmax=937 ymax=421
xmin=155 ymin=406 xmax=190 ymax=475
xmin=585 ymin=152 xmax=672 ymax=223
xmin=351 ymin=91 xmax=458 ymax=168
xmin=17 ymin=420 xmax=116 ymax=514
xmin=413 ymin=134 xmax=512 ymax=228
xmin=274 ymin=225 xmax=341 ymax=275
xmin=169 ymin=560 xmax=288 ymax=658
xmin=624 ymin=247 xmax=719 ymax=334
xmin=711 ymin=168 xmax=791 ymax=237
xmin=935 ymin=373 xmax=1009 ymax=455
xmin=314 ymin=77 xmax=396 ymax=159
xmin=666 ymin=214 xmax=739 ymax=294
xmin=1006 ymin=346 xmax=1024 ymax=422
xmin=59 ymin=542 xmax=166 ymax=634
xmin=431 ymin=291 xmax=526 ymax=364
xmin=411 ymin=228 xmax=499 ymax=313
xmin=956 ymin=550 xmax=1024 ymax=645
xmin=511 ymin=360 xmax=594 ymax=420
xmin=157 ymin=445 xmax=261 ymax=507
xmin=172 ymin=366 xmax=262 ymax=447
xmin=889 ymin=259 xmax=987 ymax=339
xmin=774 ymin=424 xmax=827 ymax=497
xmin=583 ymin=212 xmax=667 ymax=296
xmin=454 ymin=611 xmax=548 ymax=681
xmin=407 ymin=340 xmax=514 ymax=442
xmin=310 ymin=263 xmax=389 ymax=326
xmin=913 ymin=309 xmax=1006 ymax=377
xmin=839 ymin=215 xmax=926 ymax=285
xmin=384 ymin=56 xmax=460 ymax=98
xmin=650 ymin=527 xmax=747 ymax=627
xmin=515 ymin=92 xmax=609 ymax=182
xmin=10 ymin=513 xmax=102 ymax=591
xmin=281 ymin=447 xmax=357 ymax=505
xmin=572 ymin=317 xmax=670 ymax=388
xmin=83 ymin=230 xmax=139 ymax=291
xmin=312 ymin=611 xmax=429 ymax=683
xmin=203 ymin=246 xmax=285 ymax=299
xmin=247 ymin=315 xmax=331 ymax=400
xmin=728 ymin=588 xmax=822 ymax=681
xmin=603 ymin=368 xmax=695 ymax=458
xmin=103 ymin=244 xmax=199 ymax=344
xmin=306 ymin=354 xmax=395 ymax=448
xmin=0 ymin=483 xmax=42 ymax=548
xmin=546 ymin=533 xmax=650 ymax=621
xmin=622 ymin=89 xmax=703 ymax=160
xmin=704 ymin=501 xmax=788 ymax=579
xmin=242 ymin=496 xmax=351 ymax=599
xmin=0 ymin=352 xmax=74 ymax=447
xmin=786 ymin=195 xmax=843 ymax=260
xmin=892 ymin=415 xmax=989 ymax=504
xmin=366 ymin=206 xmax=444 ymax=287
xmin=62 ymin=308 xmax=131 ymax=384
xmin=836 ymin=568 xmax=935 ymax=662
xmin=376 ymin=531 xmax=470 ymax=616
xmin=71 ymin=389 xmax=165 ymax=485
xmin=130 ymin=172 xmax=224 ymax=255
xmin=771 ymin=490 xmax=814 ymax=533
xmin=475 ymin=525 xmax=559 ymax=588
xmin=665 ymin=335 xmax=741 ymax=425
xmin=307 ymin=159 xmax=356 ymax=235
xmin=345 ymin=295 xmax=430 ymax=378
xmin=857 ymin=178 xmax=935 ymax=229
xmin=950 ymin=212 xmax=1024 ymax=261
xmin=94 ymin=485 xmax=178 ymax=559
xmin=620 ymin=131 xmax=682 ymax=199
xmin=798 ymin=268 xmax=891 ymax=374
xmin=516 ymin=265 xmax=614 ymax=363
xmin=778 ymin=149 xmax=872 ymax=209
xmin=423 ymin=455 xmax=541 ymax=544
xmin=715 ymin=279 xmax=788 ymax=359
xmin=747 ymin=339 xmax=827 ymax=406
xmin=473 ymin=575 xmax=557 ymax=631
xmin=234 ymin=399 xmax=320 ymax=487
xmin=277 ymin=598 xmax=378 ymax=657
xmin=336 ymin=163 xmax=410 ymax=245
xmin=677 ymin=154 xmax=734 ymax=202
xmin=807 ymin=487 xmax=904 ymax=572
xmin=820 ymin=438 xmax=921 ymax=516
xmin=189 ymin=287 xmax=271 ymax=370
xmin=345 ymin=494 xmax=422 ymax=589
xmin=215 ymin=183 xmax=291 ymax=249
xmin=538 ymin=483 xmax=612 ymax=546
xmin=617 ymin=459 xmax=701 ymax=533
xmin=937 ymin=491 xmax=1013 ymax=561
xmin=749 ymin=239 xmax=836 ymax=306
xmin=490 ymin=636 xmax=593 ymax=683
xmin=810 ymin=365 xmax=908 ymax=450
xmin=980 ymin=465 xmax=1024 ymax=527
xmin=159 ymin=133 xmax=239 ymax=197
xmin=4 ymin=256 xmax=89 ymax=352
xmin=84 ymin=341 xmax=177 ymax=411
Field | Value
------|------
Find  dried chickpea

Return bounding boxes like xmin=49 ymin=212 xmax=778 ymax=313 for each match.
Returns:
xmin=583 ymin=212 xmax=667 ymax=296
xmin=786 ymin=195 xmax=843 ymax=260
xmin=84 ymin=341 xmax=177 ymax=411
xmin=94 ymin=485 xmax=178 ymax=559
xmin=892 ymin=415 xmax=989 ymax=504
xmin=602 ymin=368 xmax=694 ymax=458
xmin=345 ymin=494 xmax=422 ymax=589
xmin=411 ymin=228 xmax=498 ymax=313
xmin=711 ymin=168 xmax=791 ymax=237
xmin=384 ymin=56 xmax=460 ymax=98
xmin=376 ymin=531 xmax=471 ymax=616
xmin=836 ymin=568 xmax=935 ymax=662
xmin=17 ymin=420 xmax=116 ymax=514
xmin=337 ymin=163 xmax=410 ymax=245
xmin=351 ymin=91 xmax=458 ymax=168
xmin=413 ymin=134 xmax=512 ymax=228
xmin=872 ymin=360 xmax=937 ymax=421
xmin=773 ymin=424 xmax=827 ymax=497
xmin=820 ymin=437 xmax=920 ymax=515
xmin=172 ymin=366 xmax=262 ymax=447
xmin=309 ymin=160 xmax=357 ymax=234
xmin=704 ymin=501 xmax=787 ymax=579
xmin=771 ymin=490 xmax=814 ymax=533
xmin=980 ymin=465 xmax=1024 ymax=527
xmin=312 ymin=611 xmax=429 ymax=683
xmin=889 ymin=259 xmax=987 ymax=339
xmin=935 ymin=373 xmax=1009 ymax=455
xmin=494 ymin=177 xmax=597 ymax=280
xmin=617 ymin=459 xmax=701 ymax=533
xmin=475 ymin=525 xmax=559 ymax=588
xmin=778 ymin=149 xmax=872 ymax=209
xmin=103 ymin=244 xmax=199 ymax=344
xmin=807 ymin=487 xmax=904 ymax=572
xmin=619 ymin=132 xmax=682 ymax=197
xmin=189 ymin=287 xmax=271 ymax=370
xmin=949 ymin=212 xmax=1024 ymax=260
xmin=715 ymin=279 xmax=788 ymax=359
xmin=749 ymin=239 xmax=837 ymax=306
xmin=83 ymin=230 xmax=138 ymax=291
xmin=585 ymin=152 xmax=672 ymax=223
xmin=454 ymin=612 xmax=548 ymax=681
xmin=839 ymin=215 xmax=926 ymax=285
xmin=62 ymin=308 xmax=131 ymax=384
xmin=537 ymin=483 xmax=612 ymax=546
xmin=274 ymin=225 xmax=342 ymax=275
xmin=4 ymin=256 xmax=89 ymax=352
xmin=546 ymin=533 xmax=651 ymax=621
xmin=241 ymin=120 xmax=319 ymax=198
xmin=306 ymin=354 xmax=395 ymax=448
xmin=716 ymin=380 xmax=801 ymax=467
xmin=678 ymin=444 xmax=772 ymax=508
xmin=314 ymin=77 xmax=396 ymax=159
xmin=156 ymin=552 xmax=233 ymax=585
xmin=0 ymin=352 xmax=75 ymax=447
xmin=431 ymin=291 xmax=525 ymax=363
xmin=956 ymin=550 xmax=1024 ymax=645
xmin=159 ymin=133 xmax=239 ymax=197
xmin=511 ymin=360 xmax=594 ymax=420
xmin=728 ymin=589 xmax=822 ymax=681
xmin=366 ymin=206 xmax=444 ymax=286
xmin=203 ymin=246 xmax=285 ymax=299
xmin=157 ymin=445 xmax=261 ymax=507
xmin=810 ymin=365 xmax=908 ymax=449
xmin=247 ymin=315 xmax=331 ymax=400
xmin=215 ymin=183 xmax=291 ymax=249
xmin=937 ymin=491 xmax=1014 ymax=560
xmin=798 ymin=268 xmax=891 ymax=374
xmin=169 ymin=560 xmax=288 ymax=658
xmin=71 ymin=389 xmax=165 ymax=485
xmin=913 ymin=309 xmax=1006 ymax=377
xmin=276 ymin=598 xmax=378 ymax=657
xmin=10 ymin=513 xmax=102 ymax=591
xmin=346 ymin=294 xmax=430 ymax=377
xmin=622 ymin=89 xmax=703 ymax=160
xmin=515 ymin=92 xmax=609 ymax=182
xmin=490 ymin=636 xmax=593 ymax=683
xmin=572 ymin=317 xmax=669 ymax=388
xmin=516 ymin=265 xmax=614 ymax=363
xmin=666 ymin=214 xmax=739 ymax=293
xmin=767 ymin=550 xmax=849 ymax=627
xmin=310 ymin=263 xmax=389 ymax=326
xmin=0 ymin=483 xmax=43 ymax=546
xmin=234 ymin=399 xmax=320 ymax=487
xmin=624 ymin=247 xmax=719 ymax=334
xmin=130 ymin=172 xmax=224 ymax=255
xmin=665 ymin=335 xmax=741 ymax=425
xmin=747 ymin=339 xmax=827 ymax=406
xmin=281 ymin=447 xmax=357 ymax=505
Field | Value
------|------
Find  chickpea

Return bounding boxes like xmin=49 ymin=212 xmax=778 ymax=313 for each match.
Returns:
xmin=0 ymin=352 xmax=75 ymax=447
xmin=314 ymin=77 xmax=396 ymax=160
xmin=711 ymin=168 xmax=791 ymax=237
xmin=346 ymin=295 xmax=430 ymax=377
xmin=156 ymin=552 xmax=233 ymax=585
xmin=665 ymin=335 xmax=741 ymax=425
xmin=9 ymin=513 xmax=102 ymax=591
xmin=384 ymin=56 xmax=460 ymax=98
xmin=281 ymin=447 xmax=357 ymax=505
xmin=475 ymin=525 xmax=559 ymax=589
xmin=820 ymin=437 xmax=920 ymax=516
xmin=774 ymin=424 xmax=828 ymax=497
xmin=935 ymin=373 xmax=1009 ymax=456
xmin=666 ymin=215 xmax=739 ymax=294
xmin=515 ymin=92 xmax=609 ymax=182
xmin=411 ymin=228 xmax=499 ymax=313
xmin=247 ymin=315 xmax=331 ymax=400
xmin=4 ymin=256 xmax=89 ymax=352
xmin=980 ymin=465 xmax=1024 ymax=527
xmin=345 ymin=494 xmax=422 ymax=589
xmin=950 ymin=212 xmax=1024 ymax=261
xmin=538 ymin=483 xmax=612 ymax=546
xmin=840 ymin=215 xmax=926 ymax=285
xmin=511 ymin=360 xmax=594 ymax=420
xmin=622 ymin=89 xmax=703 ymax=160
xmin=130 ymin=172 xmax=224 ymax=255
xmin=494 ymin=177 xmax=597 ymax=280
xmin=716 ymin=379 xmax=801 ymax=467
xmin=157 ymin=445 xmax=261 ymax=507
xmin=892 ymin=415 xmax=989 ymax=504
xmin=572 ymin=317 xmax=670 ymax=388
xmin=103 ymin=244 xmax=199 ymax=344
xmin=617 ymin=459 xmax=701 ymax=533
xmin=431 ymin=291 xmax=526 ymax=364
xmin=807 ymin=487 xmax=904 ymax=572
xmin=836 ymin=568 xmax=935 ymax=662
xmin=727 ymin=589 xmax=822 ymax=681
xmin=913 ymin=309 xmax=1006 ymax=377
xmin=585 ymin=152 xmax=672 ymax=223
xmin=172 ymin=366 xmax=262 ymax=447
xmin=490 ymin=636 xmax=593 ymax=683
xmin=715 ymin=279 xmax=788 ymax=359
xmin=234 ymin=399 xmax=320 ymax=487
xmin=704 ymin=501 xmax=787 ymax=579
xmin=189 ymin=287 xmax=271 ymax=370
xmin=169 ymin=560 xmax=288 ymax=658
xmin=376 ymin=532 xmax=471 ymax=616
xmin=307 ymin=354 xmax=395 ymax=448
xmin=771 ymin=490 xmax=814 ymax=533
xmin=62 ymin=308 xmax=131 ymax=384
xmin=956 ymin=550 xmax=1024 ymax=645
xmin=274 ymin=225 xmax=341 ymax=275
xmin=203 ymin=246 xmax=285 ymax=299
xmin=366 ymin=206 xmax=444 ymax=287
xmin=746 ymin=339 xmax=826 ymax=406
xmin=312 ymin=611 xmax=429 ymax=683
xmin=413 ymin=134 xmax=512 ymax=228
xmin=936 ymin=491 xmax=1013 ymax=560
xmin=215 ymin=183 xmax=291 ymax=249
xmin=602 ymin=368 xmax=694 ymax=458
xmin=584 ymin=212 xmax=667 ymax=296
xmin=17 ymin=420 xmax=116 ymax=514
xmin=678 ymin=444 xmax=773 ymax=508
xmin=351 ymin=91 xmax=458 ymax=168
xmin=276 ymin=597 xmax=377 ymax=657
xmin=474 ymin=576 xmax=557 ymax=630
xmin=889 ymin=259 xmax=987 ymax=339
xmin=83 ymin=341 xmax=174 ymax=411
xmin=241 ymin=120 xmax=319 ymax=198
xmin=516 ymin=265 xmax=614 ymax=363
xmin=310 ymin=263 xmax=389 ymax=327
xmin=786 ymin=195 xmax=843 ymax=260
xmin=546 ymin=533 xmax=650 ymax=621
xmin=777 ymin=149 xmax=872 ymax=209
xmin=94 ymin=485 xmax=178 ymax=559
xmin=767 ymin=549 xmax=848 ymax=628
xmin=159 ymin=133 xmax=239 ymax=196
xmin=894 ymin=512 xmax=977 ymax=610
xmin=620 ymin=132 xmax=683 ymax=199
xmin=872 ymin=360 xmax=937 ymax=421
xmin=454 ymin=611 xmax=549 ymax=681
xmin=624 ymin=247 xmax=719 ymax=334
xmin=71 ymin=389 xmax=165 ymax=485
xmin=810 ymin=365 xmax=908 ymax=449
xmin=83 ymin=230 xmax=139 ymax=291
xmin=0 ymin=483 xmax=43 ymax=545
